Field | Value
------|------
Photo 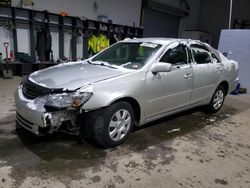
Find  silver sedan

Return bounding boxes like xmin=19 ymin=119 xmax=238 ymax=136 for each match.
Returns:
xmin=14 ymin=38 xmax=239 ymax=148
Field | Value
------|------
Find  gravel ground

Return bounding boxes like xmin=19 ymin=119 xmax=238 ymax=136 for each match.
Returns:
xmin=0 ymin=77 xmax=249 ymax=188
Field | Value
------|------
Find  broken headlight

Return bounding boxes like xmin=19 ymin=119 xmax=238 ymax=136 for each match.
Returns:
xmin=45 ymin=92 xmax=92 ymax=109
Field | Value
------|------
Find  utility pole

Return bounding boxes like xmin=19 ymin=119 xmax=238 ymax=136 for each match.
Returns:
xmin=229 ymin=0 xmax=233 ymax=29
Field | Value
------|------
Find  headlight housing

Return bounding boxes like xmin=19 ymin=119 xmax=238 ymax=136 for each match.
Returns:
xmin=45 ymin=92 xmax=92 ymax=109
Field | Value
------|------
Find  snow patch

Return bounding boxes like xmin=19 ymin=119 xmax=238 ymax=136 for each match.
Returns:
xmin=28 ymin=77 xmax=48 ymax=88
xmin=167 ymin=128 xmax=181 ymax=133
xmin=77 ymin=85 xmax=94 ymax=93
xmin=0 ymin=166 xmax=15 ymax=188
xmin=31 ymin=70 xmax=40 ymax=76
xmin=27 ymin=102 xmax=37 ymax=110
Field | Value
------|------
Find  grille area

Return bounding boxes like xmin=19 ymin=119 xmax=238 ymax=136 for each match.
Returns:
xmin=22 ymin=78 xmax=50 ymax=100
xmin=22 ymin=77 xmax=65 ymax=100
xmin=22 ymin=84 xmax=41 ymax=99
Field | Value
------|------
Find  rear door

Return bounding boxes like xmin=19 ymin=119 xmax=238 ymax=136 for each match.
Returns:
xmin=145 ymin=42 xmax=193 ymax=119
xmin=189 ymin=43 xmax=223 ymax=104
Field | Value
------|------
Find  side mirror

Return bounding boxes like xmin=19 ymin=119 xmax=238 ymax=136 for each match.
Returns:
xmin=223 ymin=51 xmax=232 ymax=57
xmin=151 ymin=62 xmax=172 ymax=74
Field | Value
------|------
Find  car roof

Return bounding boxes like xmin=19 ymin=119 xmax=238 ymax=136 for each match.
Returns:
xmin=123 ymin=37 xmax=192 ymax=46
xmin=122 ymin=37 xmax=226 ymax=62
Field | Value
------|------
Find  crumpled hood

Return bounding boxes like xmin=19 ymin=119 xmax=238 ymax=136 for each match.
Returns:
xmin=28 ymin=62 xmax=128 ymax=90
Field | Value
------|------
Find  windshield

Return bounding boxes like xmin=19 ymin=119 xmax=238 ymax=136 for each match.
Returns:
xmin=91 ymin=42 xmax=162 ymax=70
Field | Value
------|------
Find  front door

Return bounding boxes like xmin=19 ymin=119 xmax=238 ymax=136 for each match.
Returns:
xmin=145 ymin=43 xmax=193 ymax=119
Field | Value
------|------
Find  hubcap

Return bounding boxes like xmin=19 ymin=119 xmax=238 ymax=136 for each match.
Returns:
xmin=213 ymin=90 xmax=224 ymax=110
xmin=109 ymin=109 xmax=131 ymax=142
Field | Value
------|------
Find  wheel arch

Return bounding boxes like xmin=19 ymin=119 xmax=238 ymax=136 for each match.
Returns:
xmin=218 ymin=81 xmax=229 ymax=95
xmin=110 ymin=97 xmax=141 ymax=125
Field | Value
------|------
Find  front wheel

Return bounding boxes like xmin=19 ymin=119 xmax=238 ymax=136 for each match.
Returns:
xmin=80 ymin=101 xmax=135 ymax=148
xmin=206 ymin=85 xmax=226 ymax=113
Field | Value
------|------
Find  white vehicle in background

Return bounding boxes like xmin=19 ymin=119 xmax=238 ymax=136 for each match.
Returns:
xmin=14 ymin=38 xmax=239 ymax=148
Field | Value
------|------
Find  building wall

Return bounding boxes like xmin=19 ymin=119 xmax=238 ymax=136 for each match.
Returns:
xmin=232 ymin=0 xmax=250 ymax=26
xmin=198 ymin=0 xmax=250 ymax=48
xmin=153 ymin=0 xmax=201 ymax=37
xmin=12 ymin=0 xmax=142 ymax=27
xmin=198 ymin=0 xmax=230 ymax=48
xmin=0 ymin=0 xmax=142 ymax=60
xmin=178 ymin=0 xmax=200 ymax=37
xmin=1 ymin=0 xmax=202 ymax=60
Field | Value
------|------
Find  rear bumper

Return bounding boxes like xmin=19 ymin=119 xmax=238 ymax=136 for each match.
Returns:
xmin=14 ymin=85 xmax=76 ymax=135
xmin=229 ymin=77 xmax=239 ymax=93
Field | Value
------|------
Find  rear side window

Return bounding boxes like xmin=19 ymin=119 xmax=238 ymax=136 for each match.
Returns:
xmin=190 ymin=44 xmax=211 ymax=64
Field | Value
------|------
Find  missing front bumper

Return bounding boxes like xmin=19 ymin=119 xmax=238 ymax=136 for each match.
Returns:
xmin=15 ymin=85 xmax=78 ymax=135
xmin=16 ymin=111 xmax=77 ymax=135
xmin=16 ymin=112 xmax=40 ymax=135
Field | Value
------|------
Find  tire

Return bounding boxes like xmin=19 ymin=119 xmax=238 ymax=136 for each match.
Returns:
xmin=79 ymin=101 xmax=135 ymax=148
xmin=205 ymin=85 xmax=226 ymax=113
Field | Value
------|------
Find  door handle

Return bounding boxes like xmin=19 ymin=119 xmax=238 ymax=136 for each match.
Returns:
xmin=184 ymin=73 xmax=192 ymax=79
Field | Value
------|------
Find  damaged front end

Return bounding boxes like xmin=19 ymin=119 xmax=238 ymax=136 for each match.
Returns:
xmin=14 ymin=77 xmax=92 ymax=136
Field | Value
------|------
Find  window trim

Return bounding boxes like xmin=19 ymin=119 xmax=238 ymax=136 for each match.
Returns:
xmin=186 ymin=47 xmax=193 ymax=63
xmin=211 ymin=53 xmax=221 ymax=63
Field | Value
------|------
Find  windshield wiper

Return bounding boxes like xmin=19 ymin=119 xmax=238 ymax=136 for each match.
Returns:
xmin=88 ymin=60 xmax=118 ymax=69
xmin=86 ymin=59 xmax=93 ymax=64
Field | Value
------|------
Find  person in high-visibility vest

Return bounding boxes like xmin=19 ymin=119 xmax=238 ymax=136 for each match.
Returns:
xmin=97 ymin=34 xmax=110 ymax=52
xmin=88 ymin=34 xmax=98 ymax=55
xmin=88 ymin=34 xmax=110 ymax=56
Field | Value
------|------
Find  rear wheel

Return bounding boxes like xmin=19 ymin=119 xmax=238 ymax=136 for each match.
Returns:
xmin=80 ymin=101 xmax=134 ymax=148
xmin=206 ymin=85 xmax=226 ymax=113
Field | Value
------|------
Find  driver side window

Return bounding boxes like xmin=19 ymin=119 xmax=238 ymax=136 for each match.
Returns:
xmin=160 ymin=44 xmax=187 ymax=66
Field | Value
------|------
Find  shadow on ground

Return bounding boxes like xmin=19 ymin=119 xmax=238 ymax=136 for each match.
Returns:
xmin=0 ymin=104 xmax=239 ymax=185
xmin=9 ymin=106 xmax=237 ymax=159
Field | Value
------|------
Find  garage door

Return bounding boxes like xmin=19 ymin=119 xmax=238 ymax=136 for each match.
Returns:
xmin=143 ymin=8 xmax=180 ymax=38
